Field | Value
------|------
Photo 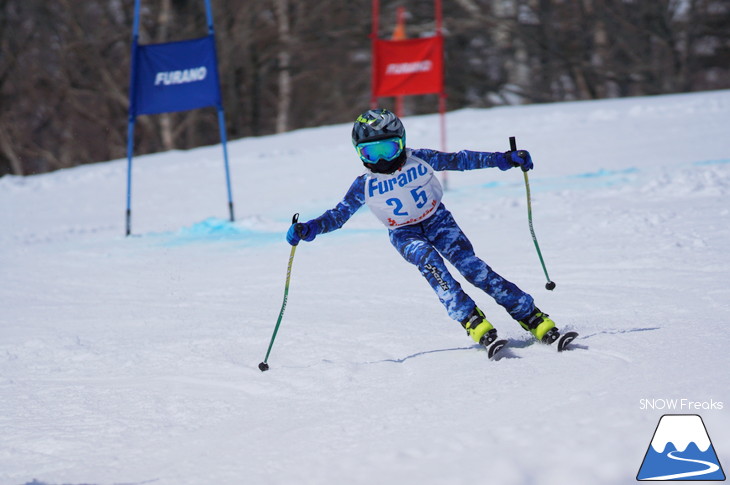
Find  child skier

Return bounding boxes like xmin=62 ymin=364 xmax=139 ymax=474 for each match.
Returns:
xmin=287 ymin=108 xmax=562 ymax=351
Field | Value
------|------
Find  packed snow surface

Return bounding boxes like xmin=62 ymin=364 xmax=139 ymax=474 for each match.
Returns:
xmin=2 ymin=90 xmax=729 ymax=485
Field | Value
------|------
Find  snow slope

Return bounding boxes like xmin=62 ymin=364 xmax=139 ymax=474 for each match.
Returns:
xmin=1 ymin=90 xmax=729 ymax=485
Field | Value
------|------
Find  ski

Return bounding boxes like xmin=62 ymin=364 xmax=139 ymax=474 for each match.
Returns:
xmin=479 ymin=331 xmax=575 ymax=358
xmin=556 ymin=331 xmax=578 ymax=352
xmin=487 ymin=339 xmax=508 ymax=359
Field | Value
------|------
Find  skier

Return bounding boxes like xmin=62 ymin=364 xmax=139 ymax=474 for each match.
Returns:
xmin=286 ymin=108 xmax=562 ymax=351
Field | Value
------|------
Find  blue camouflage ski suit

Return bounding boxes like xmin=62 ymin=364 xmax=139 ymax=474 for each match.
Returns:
xmin=306 ymin=148 xmax=535 ymax=324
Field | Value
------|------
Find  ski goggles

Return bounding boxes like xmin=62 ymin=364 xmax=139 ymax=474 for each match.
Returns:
xmin=355 ymin=137 xmax=404 ymax=164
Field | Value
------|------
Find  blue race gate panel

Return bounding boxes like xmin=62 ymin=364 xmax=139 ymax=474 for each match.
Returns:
xmin=132 ymin=35 xmax=222 ymax=116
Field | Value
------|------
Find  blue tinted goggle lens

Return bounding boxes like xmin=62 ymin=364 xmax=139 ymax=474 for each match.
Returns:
xmin=356 ymin=138 xmax=404 ymax=163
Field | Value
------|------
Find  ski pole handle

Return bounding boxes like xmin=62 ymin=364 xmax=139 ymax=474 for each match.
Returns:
xmin=292 ymin=213 xmax=299 ymax=235
xmin=292 ymin=213 xmax=314 ymax=242
xmin=509 ymin=136 xmax=531 ymax=172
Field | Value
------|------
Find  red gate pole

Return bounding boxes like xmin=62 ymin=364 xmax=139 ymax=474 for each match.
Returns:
xmin=370 ymin=0 xmax=380 ymax=109
xmin=392 ymin=6 xmax=407 ymax=117
xmin=435 ymin=0 xmax=448 ymax=189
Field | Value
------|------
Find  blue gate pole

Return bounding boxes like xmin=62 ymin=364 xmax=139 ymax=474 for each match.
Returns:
xmin=217 ymin=108 xmax=235 ymax=222
xmin=205 ymin=0 xmax=235 ymax=222
xmin=204 ymin=0 xmax=215 ymax=33
xmin=125 ymin=0 xmax=143 ymax=236
xmin=125 ymin=117 xmax=136 ymax=236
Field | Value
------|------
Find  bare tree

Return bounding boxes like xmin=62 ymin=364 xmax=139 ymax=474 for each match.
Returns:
xmin=274 ymin=0 xmax=292 ymax=133
xmin=1 ymin=0 xmax=728 ymax=176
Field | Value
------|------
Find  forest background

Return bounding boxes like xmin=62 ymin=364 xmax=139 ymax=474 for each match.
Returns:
xmin=1 ymin=0 xmax=728 ymax=176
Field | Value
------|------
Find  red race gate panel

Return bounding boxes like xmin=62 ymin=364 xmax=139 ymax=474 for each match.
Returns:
xmin=373 ymin=36 xmax=443 ymax=97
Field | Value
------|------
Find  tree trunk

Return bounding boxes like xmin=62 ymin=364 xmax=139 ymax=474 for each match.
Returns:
xmin=274 ymin=0 xmax=291 ymax=134
xmin=157 ymin=0 xmax=175 ymax=150
xmin=0 ymin=122 xmax=23 ymax=175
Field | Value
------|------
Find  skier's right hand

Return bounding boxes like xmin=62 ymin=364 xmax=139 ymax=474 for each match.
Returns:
xmin=286 ymin=221 xmax=318 ymax=246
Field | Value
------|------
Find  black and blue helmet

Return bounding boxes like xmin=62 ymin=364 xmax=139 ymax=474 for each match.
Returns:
xmin=352 ymin=109 xmax=406 ymax=146
xmin=352 ymin=109 xmax=407 ymax=173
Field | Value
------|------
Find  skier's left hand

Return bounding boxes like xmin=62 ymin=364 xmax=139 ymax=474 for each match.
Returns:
xmin=506 ymin=150 xmax=533 ymax=171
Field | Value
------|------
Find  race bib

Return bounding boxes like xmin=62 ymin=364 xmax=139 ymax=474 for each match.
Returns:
xmin=364 ymin=153 xmax=443 ymax=227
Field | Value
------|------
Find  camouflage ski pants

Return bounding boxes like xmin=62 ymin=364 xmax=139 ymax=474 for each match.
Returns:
xmin=389 ymin=204 xmax=534 ymax=324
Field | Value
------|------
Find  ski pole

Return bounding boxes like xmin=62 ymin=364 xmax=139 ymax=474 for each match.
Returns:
xmin=510 ymin=136 xmax=556 ymax=291
xmin=259 ymin=213 xmax=300 ymax=372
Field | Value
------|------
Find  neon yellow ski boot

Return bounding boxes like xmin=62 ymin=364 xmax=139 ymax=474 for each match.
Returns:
xmin=461 ymin=307 xmax=498 ymax=346
xmin=519 ymin=308 xmax=559 ymax=344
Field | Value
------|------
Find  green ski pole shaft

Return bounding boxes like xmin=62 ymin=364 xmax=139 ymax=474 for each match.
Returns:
xmin=510 ymin=137 xmax=556 ymax=291
xmin=259 ymin=213 xmax=299 ymax=372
